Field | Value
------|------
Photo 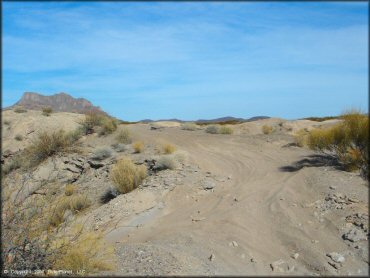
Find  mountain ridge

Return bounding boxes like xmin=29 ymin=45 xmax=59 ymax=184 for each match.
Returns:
xmin=5 ymin=92 xmax=106 ymax=115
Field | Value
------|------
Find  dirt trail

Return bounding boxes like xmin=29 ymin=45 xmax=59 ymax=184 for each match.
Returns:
xmin=109 ymin=125 xmax=368 ymax=276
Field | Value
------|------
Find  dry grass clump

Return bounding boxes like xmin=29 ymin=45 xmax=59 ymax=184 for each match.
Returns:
xmin=132 ymin=141 xmax=144 ymax=153
xmin=98 ymin=117 xmax=118 ymax=136
xmin=219 ymin=126 xmax=233 ymax=134
xmin=294 ymin=128 xmax=309 ymax=147
xmin=205 ymin=125 xmax=220 ymax=134
xmin=91 ymin=147 xmax=112 ymax=161
xmin=162 ymin=143 xmax=176 ymax=154
xmin=182 ymin=123 xmax=198 ymax=131
xmin=65 ymin=184 xmax=75 ymax=196
xmin=14 ymin=107 xmax=27 ymax=113
xmin=53 ymin=232 xmax=113 ymax=273
xmin=80 ymin=110 xmax=117 ymax=135
xmin=116 ymin=128 xmax=132 ymax=144
xmin=262 ymin=125 xmax=273 ymax=134
xmin=24 ymin=129 xmax=80 ymax=168
xmin=42 ymin=107 xmax=53 ymax=116
xmin=14 ymin=134 xmax=23 ymax=141
xmin=111 ymin=157 xmax=147 ymax=194
xmin=156 ymin=155 xmax=178 ymax=170
xmin=49 ymin=194 xmax=91 ymax=227
xmin=306 ymin=109 xmax=368 ymax=177
xmin=205 ymin=125 xmax=233 ymax=135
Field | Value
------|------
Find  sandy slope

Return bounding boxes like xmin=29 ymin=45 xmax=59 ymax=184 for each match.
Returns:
xmin=106 ymin=125 xmax=368 ymax=276
xmin=1 ymin=111 xmax=367 ymax=275
xmin=1 ymin=110 xmax=84 ymax=152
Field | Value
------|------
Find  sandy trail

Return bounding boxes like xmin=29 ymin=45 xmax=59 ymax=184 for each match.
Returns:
xmin=109 ymin=125 xmax=368 ymax=275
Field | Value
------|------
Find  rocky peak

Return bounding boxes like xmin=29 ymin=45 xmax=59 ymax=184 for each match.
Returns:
xmin=9 ymin=92 xmax=106 ymax=114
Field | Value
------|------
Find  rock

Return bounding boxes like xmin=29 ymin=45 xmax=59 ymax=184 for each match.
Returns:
xmin=291 ymin=253 xmax=299 ymax=260
xmin=270 ymin=259 xmax=290 ymax=272
xmin=342 ymin=228 xmax=367 ymax=242
xmin=231 ymin=241 xmax=238 ymax=247
xmin=209 ymin=254 xmax=215 ymax=261
xmin=250 ymin=258 xmax=256 ymax=263
xmin=328 ymin=261 xmax=340 ymax=269
xmin=326 ymin=252 xmax=345 ymax=263
xmin=202 ymin=179 xmax=216 ymax=190
xmin=88 ymin=160 xmax=105 ymax=169
xmin=348 ymin=197 xmax=360 ymax=203
xmin=329 ymin=185 xmax=336 ymax=190
xmin=311 ymin=240 xmax=319 ymax=244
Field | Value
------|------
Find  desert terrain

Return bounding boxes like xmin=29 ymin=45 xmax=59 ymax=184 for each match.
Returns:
xmin=1 ymin=109 xmax=368 ymax=276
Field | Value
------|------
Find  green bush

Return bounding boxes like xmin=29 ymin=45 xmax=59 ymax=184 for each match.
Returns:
xmin=307 ymin=109 xmax=368 ymax=177
xmin=205 ymin=125 xmax=220 ymax=134
xmin=219 ymin=126 xmax=233 ymax=134
xmin=42 ymin=107 xmax=53 ymax=116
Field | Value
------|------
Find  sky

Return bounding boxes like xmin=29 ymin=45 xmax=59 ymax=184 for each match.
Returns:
xmin=2 ymin=1 xmax=369 ymax=121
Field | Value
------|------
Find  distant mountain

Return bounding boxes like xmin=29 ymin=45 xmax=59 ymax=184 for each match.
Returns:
xmin=138 ymin=116 xmax=270 ymax=124
xmin=245 ymin=116 xmax=270 ymax=122
xmin=195 ymin=116 xmax=246 ymax=124
xmin=6 ymin=92 xmax=107 ymax=115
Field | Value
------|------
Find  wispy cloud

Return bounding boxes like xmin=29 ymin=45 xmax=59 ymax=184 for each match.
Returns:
xmin=3 ymin=2 xmax=368 ymax=120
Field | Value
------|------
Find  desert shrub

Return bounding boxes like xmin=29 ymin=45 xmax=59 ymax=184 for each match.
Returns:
xmin=205 ymin=125 xmax=220 ymax=134
xmin=162 ymin=143 xmax=176 ymax=154
xmin=132 ymin=141 xmax=144 ymax=153
xmin=294 ymin=128 xmax=309 ymax=147
xmin=156 ymin=155 xmax=178 ymax=170
xmin=4 ymin=120 xmax=11 ymax=125
xmin=262 ymin=125 xmax=273 ymax=134
xmin=49 ymin=195 xmax=90 ymax=227
xmin=69 ymin=194 xmax=91 ymax=212
xmin=80 ymin=110 xmax=117 ymax=136
xmin=111 ymin=157 xmax=147 ymax=194
xmin=14 ymin=107 xmax=27 ymax=113
xmin=42 ymin=107 xmax=53 ymax=116
xmin=100 ymin=187 xmax=119 ymax=204
xmin=182 ymin=123 xmax=198 ymax=131
xmin=307 ymin=110 xmax=368 ymax=177
xmin=24 ymin=129 xmax=79 ymax=167
xmin=98 ymin=117 xmax=118 ymax=136
xmin=111 ymin=143 xmax=126 ymax=152
xmin=80 ymin=111 xmax=104 ymax=135
xmin=53 ymin=232 xmax=113 ymax=273
xmin=116 ymin=128 xmax=132 ymax=144
xmin=219 ymin=126 xmax=233 ymax=134
xmin=65 ymin=184 xmax=75 ymax=196
xmin=66 ymin=128 xmax=83 ymax=143
xmin=14 ymin=134 xmax=23 ymax=141
xmin=91 ymin=147 xmax=112 ymax=161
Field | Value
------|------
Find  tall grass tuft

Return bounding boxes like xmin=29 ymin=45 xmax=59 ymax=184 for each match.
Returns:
xmin=111 ymin=157 xmax=147 ymax=194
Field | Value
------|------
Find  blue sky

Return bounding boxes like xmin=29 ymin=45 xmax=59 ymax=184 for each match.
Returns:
xmin=2 ymin=1 xmax=368 ymax=121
